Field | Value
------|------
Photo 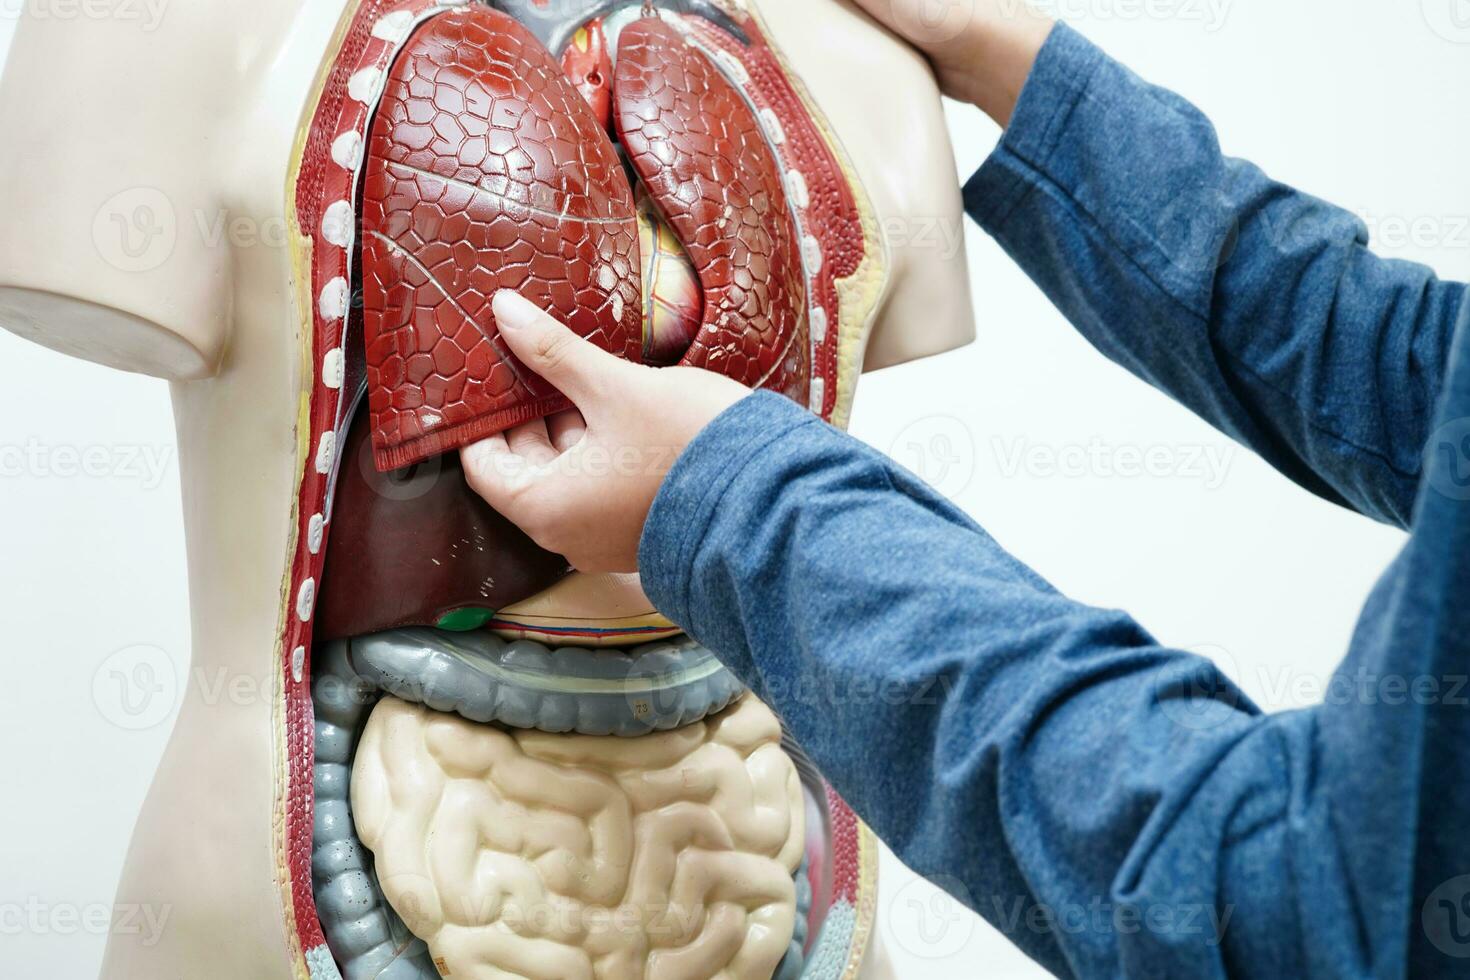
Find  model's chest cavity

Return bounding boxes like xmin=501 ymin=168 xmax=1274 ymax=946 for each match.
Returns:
xmin=319 ymin=0 xmax=853 ymax=642
xmin=361 ymin=2 xmax=809 ymax=474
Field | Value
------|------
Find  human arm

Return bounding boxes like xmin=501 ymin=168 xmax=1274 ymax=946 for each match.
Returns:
xmin=461 ymin=291 xmax=1466 ymax=976
xmin=963 ymin=24 xmax=1468 ymax=527
xmin=854 ymin=3 xmax=1468 ymax=527
xmin=635 ymin=389 xmax=1408 ymax=977
xmin=639 ymin=377 xmax=1470 ymax=977
xmin=847 ymin=0 xmax=1054 ymax=125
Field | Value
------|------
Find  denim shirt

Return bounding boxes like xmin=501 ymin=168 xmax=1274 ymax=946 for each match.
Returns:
xmin=639 ymin=24 xmax=1470 ymax=978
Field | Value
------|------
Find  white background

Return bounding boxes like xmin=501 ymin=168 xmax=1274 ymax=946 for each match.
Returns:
xmin=1 ymin=2 xmax=1467 ymax=977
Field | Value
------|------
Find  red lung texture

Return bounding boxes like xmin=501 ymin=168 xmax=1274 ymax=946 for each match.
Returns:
xmin=362 ymin=7 xmax=642 ymax=471
xmin=614 ymin=16 xmax=810 ymax=402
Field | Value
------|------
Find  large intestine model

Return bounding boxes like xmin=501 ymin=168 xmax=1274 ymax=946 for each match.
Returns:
xmin=303 ymin=2 xmax=891 ymax=978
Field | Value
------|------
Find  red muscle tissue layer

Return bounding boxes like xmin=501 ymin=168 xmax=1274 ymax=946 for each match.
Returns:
xmin=362 ymin=7 xmax=642 ymax=471
xmin=615 ymin=17 xmax=811 ymax=402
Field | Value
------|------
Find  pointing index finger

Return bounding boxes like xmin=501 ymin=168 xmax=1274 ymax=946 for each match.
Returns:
xmin=492 ymin=290 xmax=633 ymax=409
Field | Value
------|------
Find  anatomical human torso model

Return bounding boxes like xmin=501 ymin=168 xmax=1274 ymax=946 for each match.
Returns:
xmin=0 ymin=2 xmax=973 ymax=978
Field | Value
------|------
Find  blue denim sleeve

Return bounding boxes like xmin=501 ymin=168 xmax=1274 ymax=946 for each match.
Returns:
xmin=966 ymin=25 xmax=1468 ymax=529
xmin=641 ymin=384 xmax=1470 ymax=976
xmin=638 ymin=392 xmax=1360 ymax=976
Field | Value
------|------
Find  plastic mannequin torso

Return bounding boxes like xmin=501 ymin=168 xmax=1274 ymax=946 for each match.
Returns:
xmin=0 ymin=2 xmax=974 ymax=977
